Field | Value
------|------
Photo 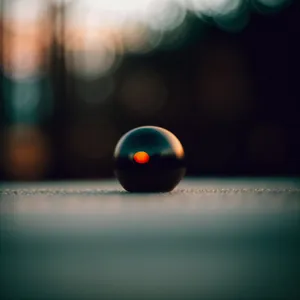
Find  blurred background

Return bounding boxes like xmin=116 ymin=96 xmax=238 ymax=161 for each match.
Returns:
xmin=0 ymin=0 xmax=299 ymax=181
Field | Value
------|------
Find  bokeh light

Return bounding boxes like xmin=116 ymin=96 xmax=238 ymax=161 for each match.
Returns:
xmin=1 ymin=0 xmax=291 ymax=78
xmin=252 ymin=0 xmax=292 ymax=13
xmin=4 ymin=0 xmax=48 ymax=22
xmin=122 ymin=22 xmax=162 ymax=54
xmin=257 ymin=0 xmax=290 ymax=7
xmin=146 ymin=0 xmax=186 ymax=31
xmin=0 ymin=0 xmax=296 ymax=180
xmin=66 ymin=45 xmax=117 ymax=79
xmin=3 ymin=125 xmax=51 ymax=180
xmin=213 ymin=3 xmax=250 ymax=32
xmin=6 ymin=0 xmax=287 ymax=78
xmin=190 ymin=0 xmax=243 ymax=17
xmin=2 ymin=0 xmax=51 ymax=80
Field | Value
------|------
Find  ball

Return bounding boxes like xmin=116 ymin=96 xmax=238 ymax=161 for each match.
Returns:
xmin=114 ymin=126 xmax=186 ymax=193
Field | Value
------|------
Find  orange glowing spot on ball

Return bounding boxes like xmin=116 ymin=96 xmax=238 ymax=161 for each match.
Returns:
xmin=133 ymin=151 xmax=150 ymax=164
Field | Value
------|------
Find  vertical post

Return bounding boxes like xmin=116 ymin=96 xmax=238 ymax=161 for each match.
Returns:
xmin=0 ymin=0 xmax=4 ymax=180
xmin=49 ymin=0 xmax=68 ymax=179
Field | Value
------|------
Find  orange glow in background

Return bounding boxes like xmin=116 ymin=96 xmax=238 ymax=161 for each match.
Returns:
xmin=133 ymin=151 xmax=150 ymax=164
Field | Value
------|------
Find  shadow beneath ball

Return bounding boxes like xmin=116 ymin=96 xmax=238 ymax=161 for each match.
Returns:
xmin=115 ymin=168 xmax=186 ymax=193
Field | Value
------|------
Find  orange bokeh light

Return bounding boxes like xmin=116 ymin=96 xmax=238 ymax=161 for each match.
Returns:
xmin=133 ymin=151 xmax=150 ymax=164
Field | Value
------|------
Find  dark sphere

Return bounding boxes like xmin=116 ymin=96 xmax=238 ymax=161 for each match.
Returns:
xmin=114 ymin=126 xmax=186 ymax=193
